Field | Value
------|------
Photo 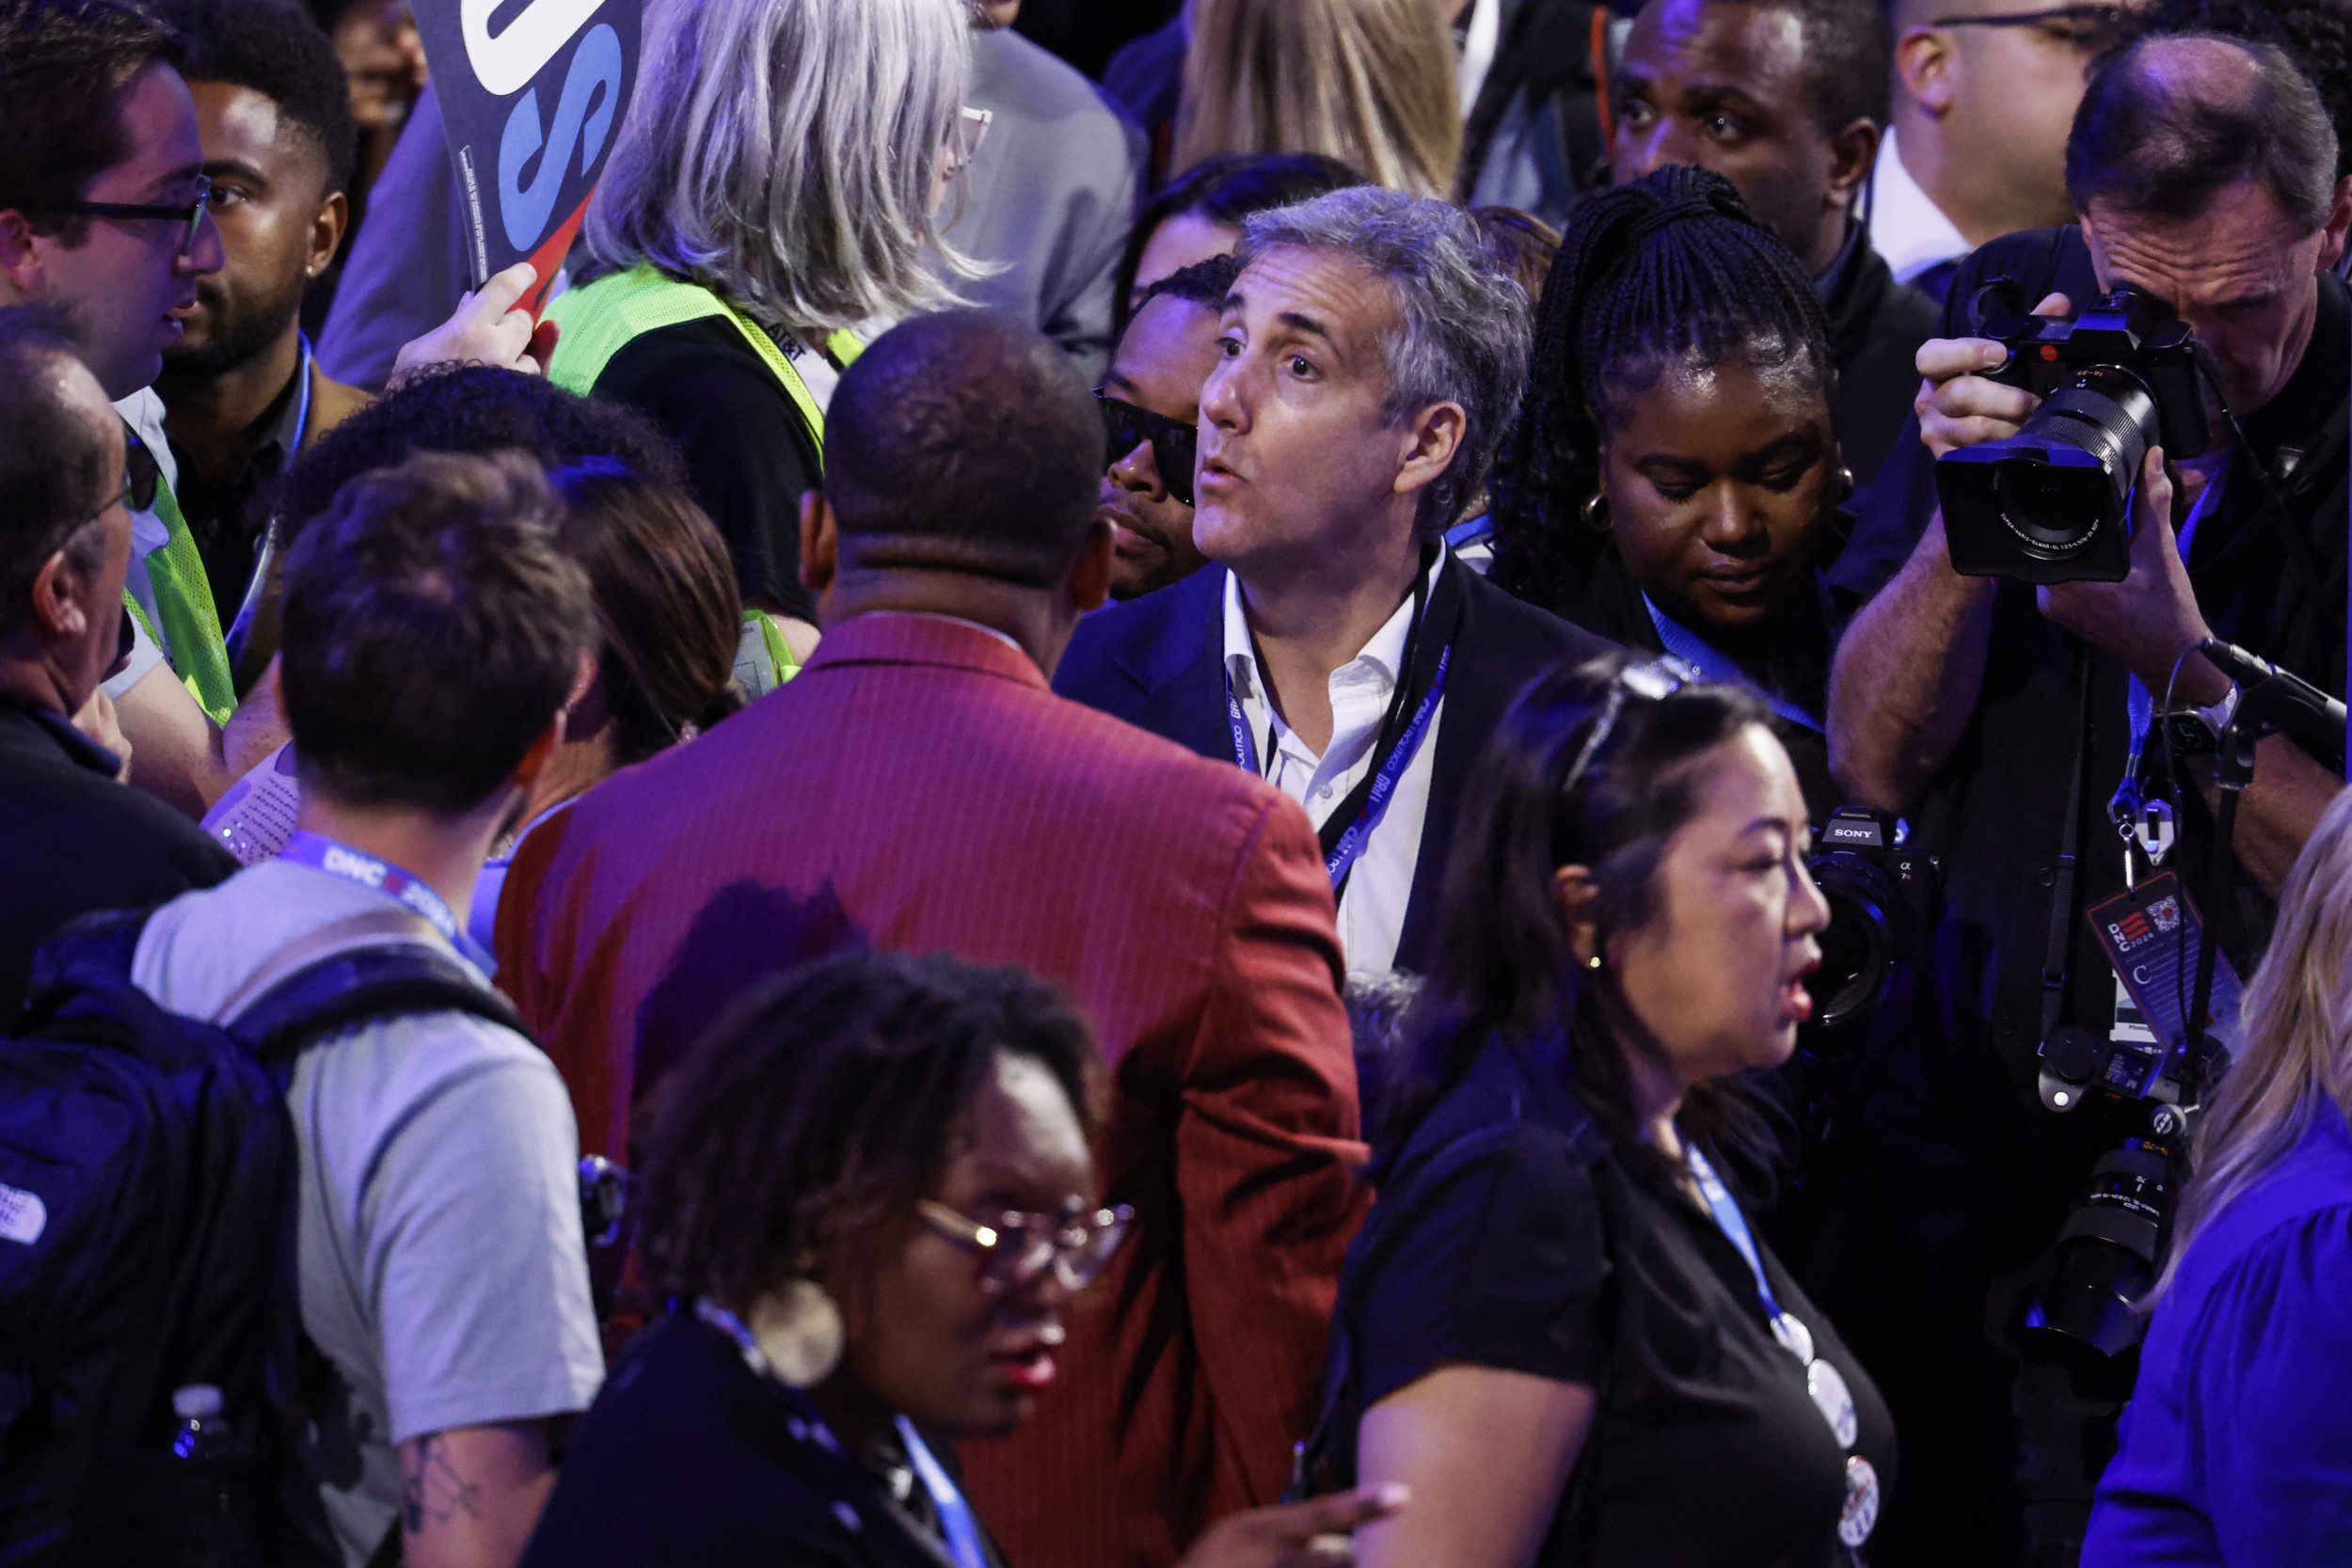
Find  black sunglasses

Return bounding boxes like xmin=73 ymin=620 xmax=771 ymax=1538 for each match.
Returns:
xmin=42 ymin=174 xmax=213 ymax=258
xmin=1097 ymin=392 xmax=1199 ymax=508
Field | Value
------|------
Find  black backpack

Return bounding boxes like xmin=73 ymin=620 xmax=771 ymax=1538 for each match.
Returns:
xmin=0 ymin=906 xmax=530 ymax=1567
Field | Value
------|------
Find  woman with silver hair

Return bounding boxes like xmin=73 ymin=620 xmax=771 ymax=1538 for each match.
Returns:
xmin=546 ymin=0 xmax=982 ymax=678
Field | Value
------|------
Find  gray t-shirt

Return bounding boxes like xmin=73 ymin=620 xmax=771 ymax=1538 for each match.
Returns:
xmin=133 ymin=858 xmax=604 ymax=1564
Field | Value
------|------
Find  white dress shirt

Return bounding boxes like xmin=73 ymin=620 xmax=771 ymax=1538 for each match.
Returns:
xmin=1866 ymin=124 xmax=1974 ymax=287
xmin=1222 ymin=554 xmax=1448 ymax=975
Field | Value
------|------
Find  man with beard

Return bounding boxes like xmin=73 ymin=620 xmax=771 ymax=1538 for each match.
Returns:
xmin=152 ymin=0 xmax=366 ymax=663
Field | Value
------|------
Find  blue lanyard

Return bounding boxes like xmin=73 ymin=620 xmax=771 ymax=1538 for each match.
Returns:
xmin=1443 ymin=514 xmax=1494 ymax=550
xmin=1640 ymin=593 xmax=1821 ymax=734
xmin=1687 ymin=1144 xmax=1784 ymax=1322
xmin=693 ymin=1299 xmax=991 ymax=1568
xmin=284 ymin=331 xmax=314 ymax=473
xmin=1225 ymin=643 xmax=1451 ymax=891
xmin=898 ymin=1418 xmax=992 ymax=1568
xmin=278 ymin=831 xmax=496 ymax=972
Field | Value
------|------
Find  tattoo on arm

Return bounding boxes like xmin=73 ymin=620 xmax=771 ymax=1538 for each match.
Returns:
xmin=401 ymin=1433 xmax=485 ymax=1533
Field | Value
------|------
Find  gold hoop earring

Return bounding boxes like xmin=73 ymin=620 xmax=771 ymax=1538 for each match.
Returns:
xmin=748 ymin=1277 xmax=845 ymax=1387
xmin=1580 ymin=492 xmax=1611 ymax=533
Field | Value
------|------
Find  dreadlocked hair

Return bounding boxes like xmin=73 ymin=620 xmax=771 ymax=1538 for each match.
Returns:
xmin=1487 ymin=165 xmax=1834 ymax=615
xmin=636 ymin=948 xmax=1101 ymax=1316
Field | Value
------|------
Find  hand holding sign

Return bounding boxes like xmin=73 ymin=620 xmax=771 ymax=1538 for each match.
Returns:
xmin=387 ymin=261 xmax=563 ymax=388
xmin=410 ymin=0 xmax=638 ymax=313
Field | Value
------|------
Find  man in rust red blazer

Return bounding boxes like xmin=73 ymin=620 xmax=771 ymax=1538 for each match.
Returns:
xmin=497 ymin=310 xmax=1368 ymax=1568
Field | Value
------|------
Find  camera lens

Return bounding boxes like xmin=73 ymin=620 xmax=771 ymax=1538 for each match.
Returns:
xmin=1994 ymin=462 xmax=2099 ymax=557
xmin=1804 ymin=858 xmax=1910 ymax=1029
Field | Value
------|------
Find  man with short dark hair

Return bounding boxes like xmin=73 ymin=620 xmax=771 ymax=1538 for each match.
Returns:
xmin=131 ymin=449 xmax=604 ymax=1568
xmin=0 ymin=306 xmax=233 ymax=1019
xmin=151 ymin=0 xmax=369 ymax=661
xmin=1098 ymin=253 xmax=1236 ymax=600
xmin=500 ymin=308 xmax=1370 ymax=1568
xmin=1611 ymin=0 xmax=1941 ymax=484
xmin=1820 ymin=32 xmax=2350 ymax=1566
xmin=0 ymin=0 xmax=556 ymax=818
xmin=1057 ymin=187 xmax=1612 ymax=977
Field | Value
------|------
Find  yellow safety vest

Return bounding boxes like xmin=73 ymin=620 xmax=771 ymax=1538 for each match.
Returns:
xmin=124 ymin=470 xmax=236 ymax=724
xmin=546 ymin=265 xmax=864 ymax=685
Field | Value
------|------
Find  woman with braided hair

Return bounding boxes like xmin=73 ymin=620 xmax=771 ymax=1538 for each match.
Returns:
xmin=1488 ymin=165 xmax=1853 ymax=814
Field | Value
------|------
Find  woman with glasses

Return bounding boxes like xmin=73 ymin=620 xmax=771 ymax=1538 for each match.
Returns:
xmin=1316 ymin=655 xmax=1895 ymax=1568
xmin=521 ymin=947 xmax=1403 ymax=1567
xmin=545 ymin=0 xmax=987 ymax=688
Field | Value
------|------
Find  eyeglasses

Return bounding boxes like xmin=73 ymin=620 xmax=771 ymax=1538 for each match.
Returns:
xmin=916 ymin=1198 xmax=1133 ymax=1296
xmin=1930 ymin=5 xmax=2124 ymax=48
xmin=1097 ymin=392 xmax=1199 ymax=507
xmin=944 ymin=105 xmax=993 ymax=182
xmin=113 ymin=432 xmax=160 ymax=516
xmin=1558 ymin=656 xmax=1703 ymax=802
xmin=43 ymin=174 xmax=213 ymax=259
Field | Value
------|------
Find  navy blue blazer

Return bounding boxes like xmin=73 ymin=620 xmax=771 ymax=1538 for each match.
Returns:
xmin=1053 ymin=559 xmax=1616 ymax=972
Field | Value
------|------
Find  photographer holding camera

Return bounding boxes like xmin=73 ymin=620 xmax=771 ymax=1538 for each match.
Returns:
xmin=1813 ymin=30 xmax=2350 ymax=1568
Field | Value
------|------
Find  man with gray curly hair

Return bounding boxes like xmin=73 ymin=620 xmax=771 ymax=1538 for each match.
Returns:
xmin=1057 ymin=186 xmax=1613 ymax=975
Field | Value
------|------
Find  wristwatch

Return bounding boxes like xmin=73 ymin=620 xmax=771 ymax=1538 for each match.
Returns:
xmin=2159 ymin=682 xmax=2242 ymax=754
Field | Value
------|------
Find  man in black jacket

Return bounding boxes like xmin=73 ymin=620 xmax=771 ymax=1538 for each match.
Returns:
xmin=1820 ymin=34 xmax=2348 ymax=1567
xmin=1056 ymin=188 xmax=1613 ymax=978
xmin=0 ymin=309 xmax=233 ymax=1020
xmin=1611 ymin=0 xmax=1940 ymax=489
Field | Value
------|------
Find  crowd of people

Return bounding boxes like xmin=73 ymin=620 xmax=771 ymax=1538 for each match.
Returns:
xmin=1 ymin=0 xmax=2349 ymax=1566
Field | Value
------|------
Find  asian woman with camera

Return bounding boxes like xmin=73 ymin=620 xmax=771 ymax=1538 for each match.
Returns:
xmin=1487 ymin=166 xmax=1853 ymax=817
xmin=1325 ymin=656 xmax=1895 ymax=1568
xmin=2082 ymin=787 xmax=2352 ymax=1565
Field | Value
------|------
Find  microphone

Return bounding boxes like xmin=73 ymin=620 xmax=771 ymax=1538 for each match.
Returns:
xmin=2198 ymin=638 xmax=2348 ymax=748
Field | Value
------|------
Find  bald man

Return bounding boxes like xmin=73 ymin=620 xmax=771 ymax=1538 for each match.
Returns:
xmin=1868 ymin=0 xmax=2123 ymax=300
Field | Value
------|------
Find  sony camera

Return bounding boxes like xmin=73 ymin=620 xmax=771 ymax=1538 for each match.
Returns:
xmin=1803 ymin=805 xmax=1940 ymax=1030
xmin=1937 ymin=283 xmax=2211 ymax=585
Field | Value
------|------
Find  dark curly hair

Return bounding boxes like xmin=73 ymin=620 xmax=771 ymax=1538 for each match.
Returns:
xmin=636 ymin=949 xmax=1102 ymax=1316
xmin=1375 ymin=655 xmax=1778 ymax=1186
xmin=1486 ymin=165 xmax=1833 ymax=617
xmin=0 ymin=0 xmax=182 ymax=245
xmin=153 ymin=0 xmax=358 ymax=196
xmin=270 ymin=365 xmax=688 ymax=532
xmin=1112 ymin=150 xmax=1363 ymax=333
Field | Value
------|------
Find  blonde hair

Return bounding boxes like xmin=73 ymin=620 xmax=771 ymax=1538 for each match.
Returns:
xmin=584 ymin=0 xmax=974 ymax=339
xmin=2160 ymin=784 xmax=2352 ymax=1291
xmin=1173 ymin=0 xmax=1462 ymax=198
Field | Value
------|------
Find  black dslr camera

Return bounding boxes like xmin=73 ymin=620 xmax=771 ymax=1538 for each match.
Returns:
xmin=1937 ymin=283 xmax=2210 ymax=585
xmin=1803 ymin=806 xmax=1940 ymax=1030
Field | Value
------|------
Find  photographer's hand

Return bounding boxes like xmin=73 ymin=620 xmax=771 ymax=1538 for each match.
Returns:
xmin=1914 ymin=292 xmax=2071 ymax=458
xmin=2038 ymin=448 xmax=2226 ymax=702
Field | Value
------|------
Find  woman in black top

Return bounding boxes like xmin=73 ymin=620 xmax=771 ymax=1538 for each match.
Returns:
xmin=1329 ymin=656 xmax=1896 ymax=1568
xmin=1488 ymin=166 xmax=1855 ymax=816
xmin=521 ymin=948 xmax=1398 ymax=1568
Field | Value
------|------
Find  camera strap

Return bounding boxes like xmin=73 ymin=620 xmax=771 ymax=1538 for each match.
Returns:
xmin=2041 ymin=655 xmax=2097 ymax=1047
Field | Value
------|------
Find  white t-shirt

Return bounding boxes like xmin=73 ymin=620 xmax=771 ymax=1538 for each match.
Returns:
xmin=132 ymin=858 xmax=604 ymax=1564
